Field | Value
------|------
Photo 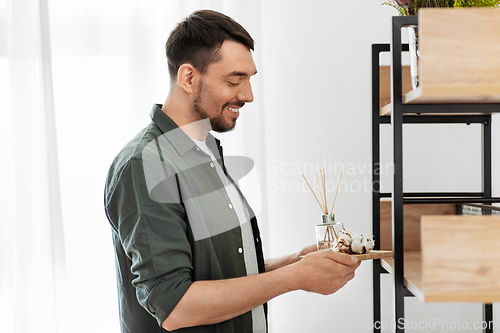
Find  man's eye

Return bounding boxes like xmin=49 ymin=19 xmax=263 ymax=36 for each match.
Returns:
xmin=228 ymin=81 xmax=240 ymax=86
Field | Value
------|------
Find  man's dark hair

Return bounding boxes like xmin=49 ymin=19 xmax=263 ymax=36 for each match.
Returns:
xmin=165 ymin=10 xmax=254 ymax=83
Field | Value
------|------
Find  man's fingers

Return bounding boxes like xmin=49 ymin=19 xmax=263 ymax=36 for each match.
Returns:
xmin=322 ymin=251 xmax=359 ymax=266
xmin=340 ymin=271 xmax=356 ymax=286
xmin=347 ymin=270 xmax=356 ymax=281
xmin=297 ymin=244 xmax=318 ymax=258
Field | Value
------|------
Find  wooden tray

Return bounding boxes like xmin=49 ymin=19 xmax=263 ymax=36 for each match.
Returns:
xmin=351 ymin=250 xmax=392 ymax=261
xmin=300 ymin=250 xmax=392 ymax=261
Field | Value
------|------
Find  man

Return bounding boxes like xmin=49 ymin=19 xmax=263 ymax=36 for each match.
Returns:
xmin=104 ymin=10 xmax=359 ymax=333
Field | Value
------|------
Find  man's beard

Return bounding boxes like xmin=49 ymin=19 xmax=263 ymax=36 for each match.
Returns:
xmin=193 ymin=82 xmax=236 ymax=133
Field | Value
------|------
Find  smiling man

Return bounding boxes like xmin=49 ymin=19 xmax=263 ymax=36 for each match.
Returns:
xmin=104 ymin=10 xmax=359 ymax=333
xmin=164 ymin=38 xmax=256 ymax=136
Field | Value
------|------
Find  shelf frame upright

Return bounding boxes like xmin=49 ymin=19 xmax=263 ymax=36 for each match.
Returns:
xmin=371 ymin=15 xmax=500 ymax=333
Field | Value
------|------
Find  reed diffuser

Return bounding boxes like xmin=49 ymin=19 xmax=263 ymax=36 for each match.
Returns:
xmin=302 ymin=169 xmax=343 ymax=251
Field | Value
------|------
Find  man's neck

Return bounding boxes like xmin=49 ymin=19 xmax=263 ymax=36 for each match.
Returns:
xmin=161 ymin=92 xmax=211 ymax=141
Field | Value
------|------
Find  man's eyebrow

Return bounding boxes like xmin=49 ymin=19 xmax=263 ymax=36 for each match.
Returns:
xmin=225 ymin=70 xmax=258 ymax=77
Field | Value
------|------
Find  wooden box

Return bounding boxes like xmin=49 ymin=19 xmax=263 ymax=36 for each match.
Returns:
xmin=405 ymin=8 xmax=500 ymax=104
xmin=379 ymin=66 xmax=412 ymax=115
xmin=379 ymin=201 xmax=456 ymax=251
xmin=421 ymin=215 xmax=500 ymax=302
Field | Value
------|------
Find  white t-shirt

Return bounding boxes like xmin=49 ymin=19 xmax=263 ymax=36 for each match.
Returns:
xmin=192 ymin=138 xmax=266 ymax=333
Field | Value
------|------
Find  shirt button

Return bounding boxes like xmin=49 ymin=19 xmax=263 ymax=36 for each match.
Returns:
xmin=238 ymin=248 xmax=243 ymax=254
xmin=196 ymin=147 xmax=200 ymax=151
xmin=210 ymin=162 xmax=215 ymax=168
xmin=228 ymin=203 xmax=233 ymax=210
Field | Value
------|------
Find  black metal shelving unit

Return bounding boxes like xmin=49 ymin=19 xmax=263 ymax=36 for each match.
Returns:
xmin=372 ymin=16 xmax=500 ymax=333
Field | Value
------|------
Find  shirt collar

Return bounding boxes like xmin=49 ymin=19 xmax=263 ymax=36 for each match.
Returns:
xmin=150 ymin=104 xmax=221 ymax=157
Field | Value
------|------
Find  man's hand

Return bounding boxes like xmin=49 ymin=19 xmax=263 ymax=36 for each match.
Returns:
xmin=288 ymin=250 xmax=360 ymax=295
xmin=163 ymin=247 xmax=360 ymax=330
xmin=265 ymin=243 xmax=360 ymax=295
xmin=297 ymin=243 xmax=318 ymax=257
xmin=265 ymin=243 xmax=317 ymax=272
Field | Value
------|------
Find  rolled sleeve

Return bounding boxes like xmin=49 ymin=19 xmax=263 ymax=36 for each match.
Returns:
xmin=106 ymin=157 xmax=192 ymax=325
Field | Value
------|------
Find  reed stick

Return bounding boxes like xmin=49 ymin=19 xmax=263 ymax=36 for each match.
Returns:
xmin=330 ymin=169 xmax=343 ymax=214
xmin=330 ymin=225 xmax=338 ymax=239
xmin=302 ymin=174 xmax=325 ymax=213
xmin=321 ymin=169 xmax=327 ymax=214
xmin=323 ymin=225 xmax=333 ymax=243
xmin=315 ymin=172 xmax=327 ymax=214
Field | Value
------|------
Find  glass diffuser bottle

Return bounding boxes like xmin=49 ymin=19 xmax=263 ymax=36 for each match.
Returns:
xmin=315 ymin=214 xmax=344 ymax=251
xmin=303 ymin=169 xmax=344 ymax=251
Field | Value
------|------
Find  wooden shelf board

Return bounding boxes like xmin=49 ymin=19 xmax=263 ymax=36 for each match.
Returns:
xmin=424 ymin=292 xmax=500 ymax=304
xmin=379 ymin=100 xmax=486 ymax=116
xmin=380 ymin=104 xmax=392 ymax=116
xmin=381 ymin=251 xmax=424 ymax=301
xmin=404 ymin=86 xmax=500 ymax=104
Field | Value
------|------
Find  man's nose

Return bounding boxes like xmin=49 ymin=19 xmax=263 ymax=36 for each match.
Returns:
xmin=238 ymin=81 xmax=254 ymax=103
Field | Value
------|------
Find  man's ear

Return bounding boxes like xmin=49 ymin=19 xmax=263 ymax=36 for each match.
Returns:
xmin=177 ymin=64 xmax=197 ymax=94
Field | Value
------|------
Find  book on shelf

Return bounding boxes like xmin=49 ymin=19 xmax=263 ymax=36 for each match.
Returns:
xmin=460 ymin=204 xmax=500 ymax=216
